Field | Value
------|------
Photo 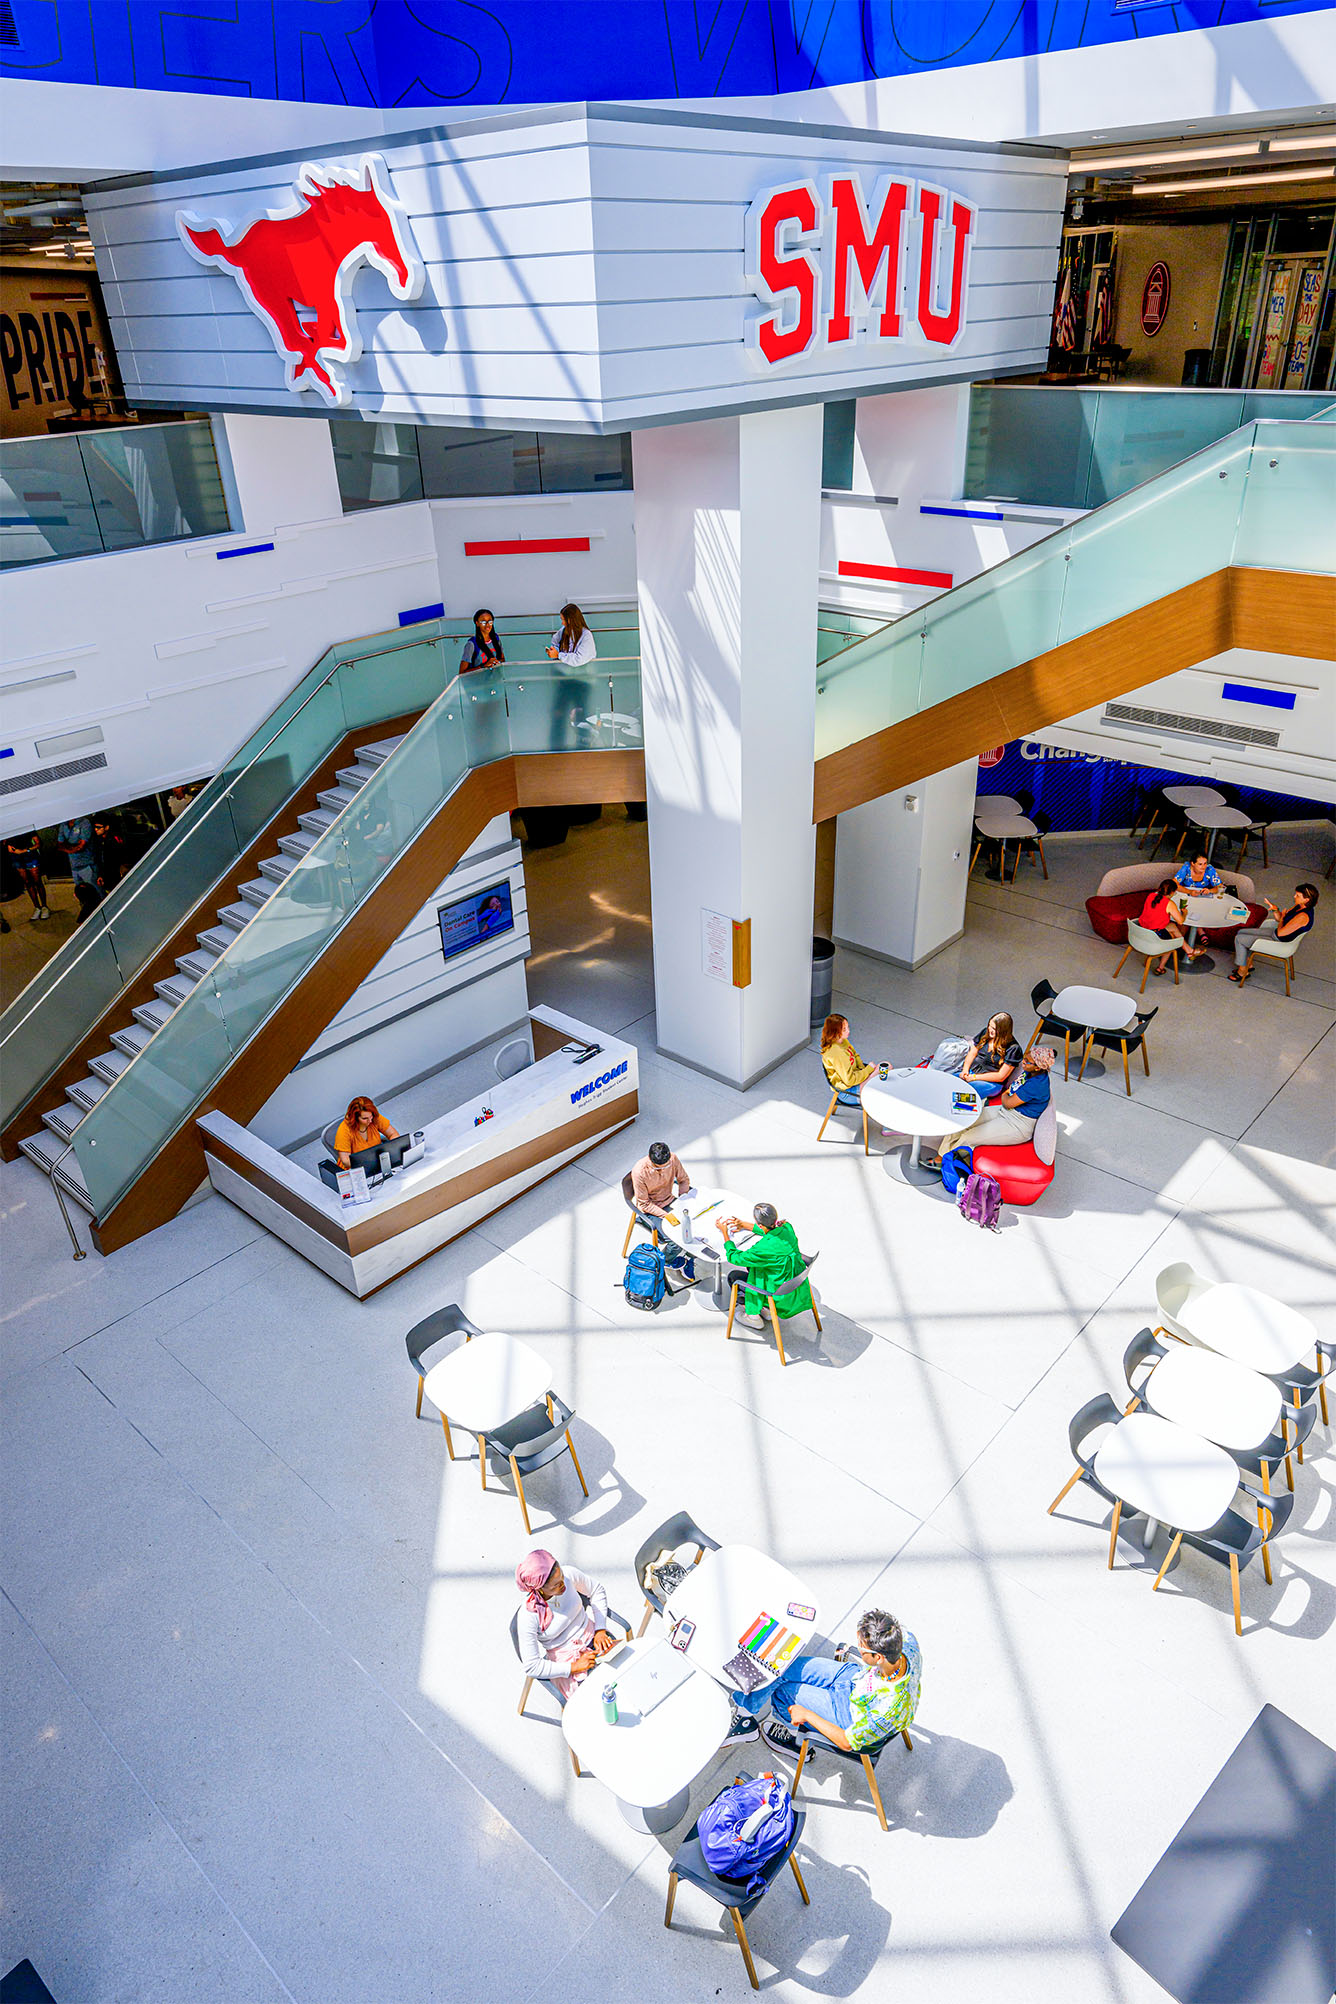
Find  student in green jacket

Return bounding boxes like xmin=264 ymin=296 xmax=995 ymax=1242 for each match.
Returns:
xmin=718 ymin=1203 xmax=814 ymax=1328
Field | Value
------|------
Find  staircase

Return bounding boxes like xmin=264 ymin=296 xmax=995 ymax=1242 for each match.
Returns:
xmin=17 ymin=736 xmax=403 ymax=1214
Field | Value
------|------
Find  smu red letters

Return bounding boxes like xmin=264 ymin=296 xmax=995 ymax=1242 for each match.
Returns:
xmin=826 ymin=175 xmax=908 ymax=345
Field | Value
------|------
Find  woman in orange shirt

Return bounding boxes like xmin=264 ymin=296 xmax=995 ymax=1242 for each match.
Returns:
xmin=334 ymin=1095 xmax=399 ymax=1167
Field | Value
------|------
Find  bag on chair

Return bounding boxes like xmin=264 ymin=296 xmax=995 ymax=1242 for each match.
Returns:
xmin=926 ymin=1036 xmax=972 ymax=1072
xmin=958 ymin=1170 xmax=1002 ymax=1232
xmin=696 ymin=1773 xmax=794 ymax=1895
xmin=622 ymin=1241 xmax=667 ymax=1310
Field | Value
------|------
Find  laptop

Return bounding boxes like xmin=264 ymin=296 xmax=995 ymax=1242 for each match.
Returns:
xmin=612 ymin=1642 xmax=695 ymax=1717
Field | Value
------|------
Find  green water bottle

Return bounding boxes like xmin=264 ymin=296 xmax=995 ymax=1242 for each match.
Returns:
xmin=601 ymin=1683 xmax=618 ymax=1724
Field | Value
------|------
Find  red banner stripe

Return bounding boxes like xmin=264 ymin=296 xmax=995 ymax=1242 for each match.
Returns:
xmin=464 ymin=537 xmax=591 ymax=557
xmin=837 ymin=560 xmax=953 ymax=587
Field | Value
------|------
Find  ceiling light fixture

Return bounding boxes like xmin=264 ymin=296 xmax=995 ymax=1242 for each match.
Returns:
xmin=1153 ymin=166 xmax=1336 ymax=195
xmin=1077 ymin=131 xmax=1335 ymax=174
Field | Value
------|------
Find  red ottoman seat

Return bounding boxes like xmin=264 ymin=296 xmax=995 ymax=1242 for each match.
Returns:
xmin=972 ymin=1104 xmax=1057 ymax=1208
xmin=1086 ymin=891 xmax=1140 ymax=944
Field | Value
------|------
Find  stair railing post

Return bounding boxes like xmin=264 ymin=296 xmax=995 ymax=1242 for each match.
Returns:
xmin=50 ymin=1142 xmax=89 ymax=1260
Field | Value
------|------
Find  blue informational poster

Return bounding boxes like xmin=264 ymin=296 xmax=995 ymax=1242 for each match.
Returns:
xmin=437 ymin=879 xmax=514 ymax=963
xmin=975 ymin=740 xmax=1327 ymax=833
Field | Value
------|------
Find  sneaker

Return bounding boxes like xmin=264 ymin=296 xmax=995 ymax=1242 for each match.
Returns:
xmin=738 ymin=1313 xmax=764 ymax=1329
xmin=761 ymin=1719 xmax=802 ymax=1757
xmin=721 ymin=1711 xmax=759 ymax=1746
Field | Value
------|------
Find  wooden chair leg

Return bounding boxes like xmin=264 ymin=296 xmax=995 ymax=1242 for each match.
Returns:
xmin=769 ymin=1298 xmax=788 ymax=1367
xmin=1047 ymin=1465 xmax=1085 ymax=1514
xmin=1152 ymin=1531 xmax=1182 ymax=1590
xmin=1121 ymin=1042 xmax=1132 ymax=1095
xmin=1141 ymin=1038 xmax=1150 ymax=1077
xmin=1077 ymin=1035 xmax=1093 ymax=1082
xmin=478 ymin=1433 xmax=487 ymax=1491
xmin=1229 ymin=1552 xmax=1242 ymax=1636
xmin=1024 ymin=1023 xmax=1040 ymax=1054
xmin=817 ymin=1092 xmax=837 ymax=1141
xmin=1171 ymin=949 xmax=1179 ymax=985
xmin=1114 ymin=943 xmax=1132 ymax=979
xmin=1259 ymin=1512 xmax=1273 ymax=1586
xmin=1107 ymin=1499 xmax=1122 ymax=1569
xmin=862 ymin=1102 xmax=869 ymax=1156
xmin=1173 ymin=827 xmax=1188 ymax=860
xmin=729 ymin=1909 xmax=760 ymax=1990
xmin=569 ymin=1745 xmax=582 ymax=1779
xmin=810 ymin=1299 xmax=822 ymax=1334
xmin=789 ymin=1852 xmax=811 ymax=1904
xmin=440 ymin=1410 xmax=456 ymax=1460
xmin=1140 ymin=812 xmax=1159 ymax=850
xmin=637 ymin=1599 xmax=654 ymax=1638
xmin=517 ymin=1675 xmax=534 ymax=1717
xmin=621 ymin=1212 xmax=635 ymax=1258
xmin=792 ymin=1742 xmax=808 ymax=1795
xmin=566 ymin=1433 xmax=589 ymax=1497
xmin=969 ymin=839 xmax=982 ymax=877
xmin=1036 ymin=836 xmax=1048 ymax=880
xmin=1283 ymin=957 xmax=1291 ymax=997
xmin=900 ymin=1728 xmax=913 ymax=1751
xmin=862 ymin=1754 xmax=889 ymax=1832
xmin=725 ymin=1282 xmax=739 ymax=1340
xmin=651 ymin=1225 xmax=659 ymax=1247
xmin=664 ymin=1873 xmax=678 ymax=1928
xmin=1319 ymin=1377 xmax=1329 ymax=1428
xmin=1066 ymin=1030 xmax=1075 ymax=1080
xmin=1261 ymin=828 xmax=1269 ymax=868
xmin=416 ymin=1373 xmax=425 ymax=1418
xmin=1293 ymin=1389 xmax=1305 ymax=1464
xmin=1138 ymin=954 xmax=1150 ymax=995
xmin=511 ymin=1457 xmax=532 ymax=1536
xmin=1237 ymin=831 xmax=1249 ymax=870
xmin=1010 ymin=841 xmax=1022 ymax=884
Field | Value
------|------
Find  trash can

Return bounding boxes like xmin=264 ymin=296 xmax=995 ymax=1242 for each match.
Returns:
xmin=810 ymin=935 xmax=835 ymax=1027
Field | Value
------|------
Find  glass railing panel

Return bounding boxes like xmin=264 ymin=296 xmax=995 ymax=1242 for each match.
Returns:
xmin=502 ymin=661 xmax=634 ymax=752
xmin=1061 ymin=432 xmax=1250 ymax=644
xmin=964 ymin=385 xmax=1098 ymax=508
xmin=208 ymin=847 xmax=361 ymax=1054
xmin=103 ymin=796 xmax=248 ymax=975
xmin=332 ymin=636 xmax=446 ymax=734
xmin=0 ymin=432 xmax=101 ymax=566
xmin=3 ymin=926 xmax=124 ymax=1122
xmin=80 ymin=421 xmax=230 ymax=551
xmin=815 ymin=622 xmax=924 ymax=761
xmin=920 ymin=535 xmax=1070 ymax=705
xmin=459 ymin=665 xmax=512 ymax=765
xmin=223 ymin=676 xmax=349 ymax=844
xmin=1086 ymin=392 xmax=1245 ymax=508
xmin=339 ymin=702 xmax=470 ymax=906
xmin=1234 ymin=422 xmax=1336 ymax=572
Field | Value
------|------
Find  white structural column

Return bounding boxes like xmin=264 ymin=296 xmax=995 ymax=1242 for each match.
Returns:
xmin=211 ymin=413 xmax=342 ymax=532
xmin=636 ymin=405 xmax=823 ymax=1087
xmin=834 ymin=759 xmax=977 ymax=969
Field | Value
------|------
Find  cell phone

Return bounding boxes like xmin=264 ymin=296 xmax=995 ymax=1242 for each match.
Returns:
xmin=786 ymin=1601 xmax=816 ymax=1622
xmin=670 ymin=1618 xmax=696 ymax=1652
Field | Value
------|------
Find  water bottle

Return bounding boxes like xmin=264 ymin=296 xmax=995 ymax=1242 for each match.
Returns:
xmin=680 ymin=1206 xmax=693 ymax=1244
xmin=602 ymin=1683 xmax=618 ymax=1724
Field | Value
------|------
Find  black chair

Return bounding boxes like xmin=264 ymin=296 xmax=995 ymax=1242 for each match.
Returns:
xmin=791 ymin=1711 xmax=914 ymax=1833
xmin=1122 ymin=1327 xmax=1169 ymax=1404
xmin=1047 ymin=1393 xmax=1132 ymax=1568
xmin=406 ymin=1303 xmax=483 ymax=1418
xmin=1233 ymin=1400 xmax=1315 ymax=1498
xmin=1165 ymin=1481 xmax=1294 ymax=1634
xmin=1266 ymin=1349 xmax=1332 ymax=1453
xmin=1236 ymin=818 xmax=1271 ymax=870
xmin=724 ymin=1252 xmax=821 ymax=1367
xmin=1153 ymin=802 xmax=1188 ymax=862
xmin=508 ymin=1596 xmax=633 ymax=1774
xmin=633 ymin=1510 xmax=720 ymax=1635
xmin=1011 ymin=807 xmax=1051 ymax=882
xmin=1129 ymin=786 xmax=1158 ymax=846
xmin=664 ymin=1780 xmax=809 ymax=1990
xmin=485 ymin=1396 xmax=588 ymax=1533
xmin=1077 ymin=1005 xmax=1156 ymax=1097
xmin=620 ymin=1170 xmax=661 ymax=1259
xmin=1023 ymin=978 xmax=1087 ymax=1078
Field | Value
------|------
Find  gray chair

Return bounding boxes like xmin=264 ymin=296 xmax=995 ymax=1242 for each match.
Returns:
xmin=485 ymin=1394 xmax=589 ymax=1534
xmin=1046 ymin=1393 xmax=1138 ymax=1568
xmin=723 ymin=1253 xmax=821 ymax=1367
xmin=495 ymin=1037 xmax=532 ymax=1080
xmin=1122 ymin=1327 xmax=1170 ymax=1404
xmin=406 ymin=1303 xmax=483 ymax=1418
xmin=665 ymin=1778 xmax=810 ymax=1990
xmin=320 ymin=1119 xmax=342 ymax=1158
xmin=1232 ymin=1401 xmax=1315 ymax=1498
xmin=620 ymin=1170 xmax=661 ymax=1259
xmin=633 ymin=1510 xmax=720 ymax=1635
xmin=791 ymin=1710 xmax=915 ymax=1833
xmin=509 ymin=1596 xmax=633 ymax=1775
xmin=1170 ymin=1481 xmax=1294 ymax=1634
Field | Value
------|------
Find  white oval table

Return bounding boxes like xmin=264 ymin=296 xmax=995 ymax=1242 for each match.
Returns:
xmin=1142 ymin=1346 xmax=1282 ymax=1451
xmin=972 ymin=807 xmax=1036 ymax=883
xmin=1187 ymin=802 xmax=1252 ymax=861
xmin=1175 ymin=1282 xmax=1317 ymax=1375
xmin=1094 ymin=1409 xmax=1240 ymax=1557
xmin=664 ymin=1543 xmax=821 ymax=1689
xmin=1053 ymin=984 xmax=1136 ymax=1079
xmin=862 ymin=1070 xmax=981 ymax=1181
xmin=653 ymin=1185 xmax=754 ymax=1308
xmin=561 ymin=1635 xmax=730 ymax=1832
xmin=1162 ymin=785 xmax=1225 ymax=810
xmin=1167 ymin=889 xmax=1250 ymax=974
xmin=421 ymin=1330 xmax=554 ymax=1480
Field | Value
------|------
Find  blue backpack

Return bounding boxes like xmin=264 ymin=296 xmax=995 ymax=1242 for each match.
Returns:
xmin=697 ymin=1774 xmax=794 ymax=1895
xmin=939 ymin=1145 xmax=973 ymax=1196
xmin=622 ymin=1241 xmax=666 ymax=1310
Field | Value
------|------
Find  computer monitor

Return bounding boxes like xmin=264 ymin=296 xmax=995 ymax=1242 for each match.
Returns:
xmin=347 ymin=1131 xmax=415 ymax=1178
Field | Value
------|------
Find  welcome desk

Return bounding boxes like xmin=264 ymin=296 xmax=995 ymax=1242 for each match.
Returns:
xmin=197 ymin=1006 xmax=638 ymax=1298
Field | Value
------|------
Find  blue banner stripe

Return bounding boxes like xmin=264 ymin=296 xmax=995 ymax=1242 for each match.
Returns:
xmin=1221 ymin=682 xmax=1296 ymax=711
xmin=399 ymin=603 xmax=445 ymax=626
xmin=215 ymin=542 xmax=275 ymax=559
xmin=921 ymin=504 xmax=1004 ymax=522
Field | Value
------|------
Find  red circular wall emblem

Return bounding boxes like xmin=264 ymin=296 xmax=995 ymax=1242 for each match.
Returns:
xmin=1141 ymin=261 xmax=1171 ymax=337
xmin=978 ymin=745 xmax=1005 ymax=768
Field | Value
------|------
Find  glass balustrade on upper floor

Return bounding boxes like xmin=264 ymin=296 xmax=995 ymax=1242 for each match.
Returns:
xmin=0 ymin=419 xmax=232 ymax=570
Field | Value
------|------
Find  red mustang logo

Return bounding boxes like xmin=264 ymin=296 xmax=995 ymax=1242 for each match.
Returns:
xmin=177 ymin=156 xmax=425 ymax=407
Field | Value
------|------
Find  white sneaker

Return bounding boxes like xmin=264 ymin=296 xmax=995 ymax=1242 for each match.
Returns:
xmin=738 ymin=1313 xmax=765 ymax=1329
xmin=32 ymin=907 xmax=50 ymax=921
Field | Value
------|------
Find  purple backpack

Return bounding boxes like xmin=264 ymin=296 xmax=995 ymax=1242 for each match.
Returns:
xmin=696 ymin=1773 xmax=794 ymax=1894
xmin=958 ymin=1170 xmax=1002 ymax=1231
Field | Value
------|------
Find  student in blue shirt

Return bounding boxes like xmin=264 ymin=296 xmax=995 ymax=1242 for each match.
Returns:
xmin=1174 ymin=851 xmax=1222 ymax=895
xmin=928 ymin=1045 xmax=1054 ymax=1166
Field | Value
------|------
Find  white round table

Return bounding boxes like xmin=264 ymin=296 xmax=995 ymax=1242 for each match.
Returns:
xmin=654 ymin=1185 xmax=754 ymax=1308
xmin=1053 ymin=984 xmax=1137 ymax=1079
xmin=664 ymin=1543 xmax=821 ymax=1690
xmin=561 ymin=1636 xmax=730 ymax=1832
xmin=972 ymin=808 xmax=1037 ymax=883
xmin=862 ymin=1070 xmax=981 ymax=1180
xmin=1163 ymin=785 xmax=1225 ymax=810
xmin=1187 ymin=803 xmax=1252 ymax=861
xmin=1094 ymin=1411 xmax=1240 ymax=1550
xmin=975 ymin=793 xmax=1022 ymax=812
xmin=1168 ymin=889 xmax=1250 ymax=973
xmin=1143 ymin=1346 xmax=1282 ymax=1451
xmin=422 ymin=1331 xmax=554 ymax=1474
xmin=1175 ymin=1282 xmax=1317 ymax=1375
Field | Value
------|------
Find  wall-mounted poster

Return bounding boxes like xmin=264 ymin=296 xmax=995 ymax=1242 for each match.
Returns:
xmin=1140 ymin=261 xmax=1171 ymax=337
xmin=0 ymin=266 xmax=117 ymax=437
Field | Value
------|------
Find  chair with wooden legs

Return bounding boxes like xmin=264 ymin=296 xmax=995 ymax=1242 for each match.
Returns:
xmin=1023 ymin=978 xmax=1087 ymax=1079
xmin=1232 ymin=1400 xmax=1315 ymax=1499
xmin=1152 ymin=1259 xmax=1210 ymax=1341
xmin=1011 ymin=808 xmax=1050 ymax=882
xmin=1115 ymin=918 xmax=1180 ymax=993
xmin=1266 ymin=1348 xmax=1332 ymax=1460
xmin=1162 ymin=1482 xmax=1293 ymax=1635
xmin=1077 ymin=1005 xmax=1156 ymax=1097
xmin=664 ymin=1785 xmax=810 ymax=1991
xmin=1121 ymin=1326 xmax=1171 ymax=1406
xmin=724 ymin=1255 xmax=821 ymax=1367
xmin=817 ymin=1085 xmax=868 ymax=1154
xmin=405 ymin=1302 xmax=483 ymax=1418
xmin=631 ymin=1510 xmax=720 ymax=1636
xmin=481 ymin=1395 xmax=588 ymax=1535
xmin=1047 ymin=1394 xmax=1131 ymax=1560
xmin=1241 ymin=930 xmax=1306 ymax=996
xmin=791 ymin=1716 xmax=914 ymax=1833
xmin=1236 ymin=819 xmax=1270 ymax=871
xmin=620 ymin=1171 xmax=661 ymax=1258
xmin=509 ymin=1601 xmax=634 ymax=1776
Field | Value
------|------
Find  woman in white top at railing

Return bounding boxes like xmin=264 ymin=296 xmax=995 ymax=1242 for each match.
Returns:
xmin=547 ymin=602 xmax=597 ymax=668
xmin=545 ymin=602 xmax=597 ymax=749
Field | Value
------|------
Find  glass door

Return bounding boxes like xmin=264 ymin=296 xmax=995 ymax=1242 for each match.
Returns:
xmin=1250 ymin=258 xmax=1325 ymax=387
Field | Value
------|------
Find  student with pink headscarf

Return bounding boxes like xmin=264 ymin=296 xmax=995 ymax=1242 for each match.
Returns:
xmin=515 ymin=1550 xmax=615 ymax=1699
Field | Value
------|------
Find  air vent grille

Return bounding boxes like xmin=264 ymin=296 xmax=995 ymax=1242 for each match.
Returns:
xmin=1102 ymin=703 xmax=1281 ymax=751
xmin=0 ymin=752 xmax=108 ymax=797
xmin=0 ymin=2 xmax=17 ymax=48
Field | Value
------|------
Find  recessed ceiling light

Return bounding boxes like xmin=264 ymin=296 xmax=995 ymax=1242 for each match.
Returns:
xmin=1154 ymin=165 xmax=1336 ymax=194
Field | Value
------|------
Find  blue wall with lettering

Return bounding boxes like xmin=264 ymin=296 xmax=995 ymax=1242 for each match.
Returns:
xmin=3 ymin=2 xmax=1327 ymax=108
xmin=976 ymin=740 xmax=1331 ymax=831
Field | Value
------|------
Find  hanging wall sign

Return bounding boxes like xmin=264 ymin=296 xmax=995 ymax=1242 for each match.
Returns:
xmin=1140 ymin=261 xmax=1171 ymax=337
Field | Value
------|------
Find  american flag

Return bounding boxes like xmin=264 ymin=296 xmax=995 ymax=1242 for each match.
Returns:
xmin=1092 ymin=257 xmax=1116 ymax=349
xmin=1053 ymin=256 xmax=1078 ymax=352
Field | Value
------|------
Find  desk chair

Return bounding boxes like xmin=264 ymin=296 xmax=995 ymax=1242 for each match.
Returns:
xmin=1116 ymin=918 xmax=1180 ymax=992
xmin=817 ymin=1079 xmax=869 ymax=1153
xmin=724 ymin=1254 xmax=821 ymax=1367
xmin=791 ymin=1713 xmax=914 ymax=1833
xmin=1165 ymin=1482 xmax=1294 ymax=1633
xmin=484 ymin=1396 xmax=589 ymax=1534
xmin=620 ymin=1171 xmax=661 ymax=1259
xmin=665 ymin=1781 xmax=809 ymax=1991
xmin=509 ymin=1599 xmax=633 ymax=1774
xmin=405 ymin=1303 xmax=483 ymax=1418
xmin=633 ymin=1511 xmax=720 ymax=1635
xmin=1077 ymin=1005 xmax=1156 ymax=1097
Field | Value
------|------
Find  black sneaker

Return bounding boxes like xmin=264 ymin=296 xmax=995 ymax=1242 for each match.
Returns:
xmin=761 ymin=1719 xmax=802 ymax=1757
xmin=721 ymin=1711 xmax=759 ymax=1746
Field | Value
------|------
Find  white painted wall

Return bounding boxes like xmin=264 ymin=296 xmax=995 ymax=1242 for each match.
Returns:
xmin=249 ymin=814 xmax=530 ymax=1149
xmin=213 ymin=412 xmax=343 ymax=530
xmin=429 ymin=489 xmax=638 ymax=618
xmin=833 ymin=758 xmax=976 ymax=969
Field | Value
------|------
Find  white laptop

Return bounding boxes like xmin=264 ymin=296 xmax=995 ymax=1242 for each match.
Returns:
xmin=612 ymin=1642 xmax=695 ymax=1717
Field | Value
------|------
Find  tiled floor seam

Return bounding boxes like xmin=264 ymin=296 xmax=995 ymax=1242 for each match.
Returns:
xmin=0 ymin=1584 xmax=303 ymax=2004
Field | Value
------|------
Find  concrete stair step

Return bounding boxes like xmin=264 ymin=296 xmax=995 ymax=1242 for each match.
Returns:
xmin=216 ymin=902 xmax=253 ymax=932
xmin=155 ymin=973 xmax=197 ymax=1007
xmin=239 ymin=877 xmax=275 ymax=908
xmin=278 ymin=830 xmax=317 ymax=861
xmin=196 ymin=925 xmax=238 ymax=955
xmin=316 ymin=784 xmax=359 ymax=815
xmin=297 ymin=807 xmax=336 ymax=837
xmin=89 ymin=1048 xmax=130 ymax=1086
xmin=258 ymin=852 xmax=296 ymax=885
xmin=355 ymin=736 xmax=403 ymax=766
xmin=335 ymin=762 xmax=379 ymax=791
xmin=67 ymin=1076 xmax=108 ymax=1113
xmin=132 ymin=997 xmax=174 ymax=1033
xmin=42 ymin=1102 xmax=85 ymax=1143
xmin=18 ymin=1129 xmax=94 ymax=1209
xmin=177 ymin=948 xmax=220 ymax=981
xmin=110 ymin=1022 xmax=153 ymax=1060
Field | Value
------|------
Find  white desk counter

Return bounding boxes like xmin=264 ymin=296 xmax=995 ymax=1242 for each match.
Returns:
xmin=198 ymin=1006 xmax=637 ymax=1297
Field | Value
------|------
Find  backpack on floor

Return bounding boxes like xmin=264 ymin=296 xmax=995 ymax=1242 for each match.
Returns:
xmin=958 ymin=1170 xmax=1002 ymax=1232
xmin=622 ymin=1241 xmax=667 ymax=1310
xmin=696 ymin=1773 xmax=794 ymax=1896
xmin=939 ymin=1146 xmax=973 ymax=1197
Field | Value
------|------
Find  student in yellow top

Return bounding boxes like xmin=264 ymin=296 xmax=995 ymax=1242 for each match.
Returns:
xmin=820 ymin=1014 xmax=879 ymax=1099
xmin=334 ymin=1095 xmax=399 ymax=1168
